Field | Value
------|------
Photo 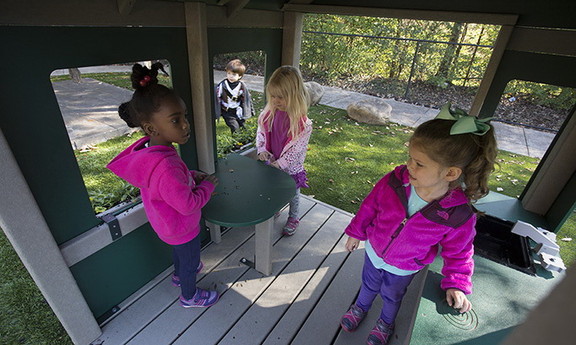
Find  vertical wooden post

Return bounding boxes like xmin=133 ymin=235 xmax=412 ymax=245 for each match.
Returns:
xmin=185 ymin=1 xmax=216 ymax=174
xmin=282 ymin=11 xmax=304 ymax=66
xmin=0 ymin=129 xmax=101 ymax=345
xmin=254 ymin=218 xmax=274 ymax=276
xmin=469 ymin=25 xmax=514 ymax=117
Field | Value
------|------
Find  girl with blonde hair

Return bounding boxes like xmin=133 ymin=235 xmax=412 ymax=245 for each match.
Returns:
xmin=256 ymin=66 xmax=313 ymax=235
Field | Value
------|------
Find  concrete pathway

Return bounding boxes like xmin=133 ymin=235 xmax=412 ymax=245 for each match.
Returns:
xmin=52 ymin=67 xmax=553 ymax=158
xmin=52 ymin=77 xmax=135 ymax=149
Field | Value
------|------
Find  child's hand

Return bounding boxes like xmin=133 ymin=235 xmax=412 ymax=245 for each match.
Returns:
xmin=270 ymin=161 xmax=280 ymax=169
xmin=446 ymin=288 xmax=472 ymax=313
xmin=194 ymin=171 xmax=208 ymax=182
xmin=204 ymin=174 xmax=219 ymax=187
xmin=258 ymin=151 xmax=272 ymax=161
xmin=345 ymin=237 xmax=360 ymax=252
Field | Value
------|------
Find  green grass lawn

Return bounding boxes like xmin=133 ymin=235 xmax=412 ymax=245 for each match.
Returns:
xmin=1 ymin=75 xmax=574 ymax=344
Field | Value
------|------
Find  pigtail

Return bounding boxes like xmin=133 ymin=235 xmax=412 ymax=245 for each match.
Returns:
xmin=461 ymin=126 xmax=498 ymax=202
xmin=131 ymin=63 xmax=160 ymax=90
xmin=118 ymin=62 xmax=177 ymax=130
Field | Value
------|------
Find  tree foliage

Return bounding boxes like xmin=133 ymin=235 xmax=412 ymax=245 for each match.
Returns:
xmin=300 ymin=14 xmax=573 ymax=111
xmin=301 ymin=14 xmax=498 ymax=88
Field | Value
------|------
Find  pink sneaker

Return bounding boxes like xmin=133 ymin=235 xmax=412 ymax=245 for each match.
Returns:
xmin=180 ymin=288 xmax=219 ymax=308
xmin=282 ymin=217 xmax=300 ymax=236
xmin=341 ymin=304 xmax=367 ymax=332
xmin=172 ymin=261 xmax=204 ymax=287
xmin=366 ymin=319 xmax=394 ymax=345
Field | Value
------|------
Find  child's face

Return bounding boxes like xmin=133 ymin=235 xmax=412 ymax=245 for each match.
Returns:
xmin=226 ymin=70 xmax=241 ymax=83
xmin=406 ymin=143 xmax=455 ymax=198
xmin=270 ymin=94 xmax=287 ymax=111
xmin=145 ymin=97 xmax=190 ymax=146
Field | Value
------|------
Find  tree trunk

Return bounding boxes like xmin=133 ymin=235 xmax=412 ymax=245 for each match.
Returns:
xmin=388 ymin=19 xmax=404 ymax=79
xmin=69 ymin=68 xmax=81 ymax=83
xmin=450 ymin=23 xmax=468 ymax=78
xmin=436 ymin=22 xmax=464 ymax=80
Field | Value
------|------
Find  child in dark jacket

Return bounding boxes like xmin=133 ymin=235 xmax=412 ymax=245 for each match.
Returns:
xmin=215 ymin=59 xmax=254 ymax=133
xmin=107 ymin=63 xmax=219 ymax=308
xmin=341 ymin=104 xmax=498 ymax=345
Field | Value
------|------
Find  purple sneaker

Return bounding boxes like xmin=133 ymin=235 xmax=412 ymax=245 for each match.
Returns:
xmin=172 ymin=261 xmax=204 ymax=287
xmin=340 ymin=304 xmax=367 ymax=332
xmin=282 ymin=217 xmax=300 ymax=236
xmin=180 ymin=288 xmax=219 ymax=308
xmin=366 ymin=319 xmax=394 ymax=345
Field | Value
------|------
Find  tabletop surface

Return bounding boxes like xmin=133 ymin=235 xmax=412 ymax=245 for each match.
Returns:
xmin=202 ymin=153 xmax=296 ymax=227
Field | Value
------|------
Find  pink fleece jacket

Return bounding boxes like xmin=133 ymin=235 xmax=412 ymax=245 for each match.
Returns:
xmin=345 ymin=165 xmax=476 ymax=294
xmin=107 ymin=136 xmax=215 ymax=245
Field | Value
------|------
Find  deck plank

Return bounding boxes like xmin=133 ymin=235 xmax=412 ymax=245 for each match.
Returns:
xmin=262 ymin=212 xmax=353 ymax=345
xmin=218 ymin=210 xmax=352 ymax=344
xmin=290 ymin=241 xmax=366 ymax=345
xmin=125 ymin=198 xmax=316 ymax=345
xmin=172 ymin=202 xmax=333 ymax=345
xmin=97 ymin=222 xmax=255 ymax=345
xmin=98 ymin=196 xmax=428 ymax=345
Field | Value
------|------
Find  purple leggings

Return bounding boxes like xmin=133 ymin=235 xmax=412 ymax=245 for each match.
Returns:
xmin=355 ymin=254 xmax=416 ymax=325
xmin=172 ymin=236 xmax=201 ymax=300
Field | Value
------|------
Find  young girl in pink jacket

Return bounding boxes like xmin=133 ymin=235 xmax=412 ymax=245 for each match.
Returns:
xmin=107 ymin=63 xmax=219 ymax=308
xmin=341 ymin=104 xmax=498 ymax=345
xmin=256 ymin=66 xmax=312 ymax=236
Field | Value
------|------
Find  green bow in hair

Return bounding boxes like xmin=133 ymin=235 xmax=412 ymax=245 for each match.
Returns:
xmin=435 ymin=103 xmax=492 ymax=136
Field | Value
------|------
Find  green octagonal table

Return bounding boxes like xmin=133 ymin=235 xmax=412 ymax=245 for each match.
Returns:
xmin=203 ymin=153 xmax=296 ymax=275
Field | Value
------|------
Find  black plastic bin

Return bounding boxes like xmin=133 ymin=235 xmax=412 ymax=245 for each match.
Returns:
xmin=474 ymin=215 xmax=536 ymax=275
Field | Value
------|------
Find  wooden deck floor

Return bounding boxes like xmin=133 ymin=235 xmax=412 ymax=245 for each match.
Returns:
xmin=94 ymin=195 xmax=426 ymax=345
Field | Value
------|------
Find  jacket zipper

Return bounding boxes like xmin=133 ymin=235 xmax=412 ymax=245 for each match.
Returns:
xmin=379 ymin=198 xmax=439 ymax=257
xmin=381 ymin=217 xmax=408 ymax=256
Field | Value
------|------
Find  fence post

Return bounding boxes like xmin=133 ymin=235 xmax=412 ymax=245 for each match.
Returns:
xmin=404 ymin=40 xmax=421 ymax=99
xmin=463 ymin=26 xmax=485 ymax=87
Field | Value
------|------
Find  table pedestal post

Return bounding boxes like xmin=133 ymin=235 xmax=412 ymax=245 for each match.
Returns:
xmin=254 ymin=217 xmax=273 ymax=275
xmin=206 ymin=221 xmax=221 ymax=244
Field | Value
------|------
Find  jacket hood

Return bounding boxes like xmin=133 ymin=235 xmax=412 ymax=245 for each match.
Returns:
xmin=107 ymin=136 xmax=179 ymax=189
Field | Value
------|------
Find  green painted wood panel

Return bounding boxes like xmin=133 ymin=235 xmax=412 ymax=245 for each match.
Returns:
xmin=479 ymin=50 xmax=576 ymax=119
xmin=69 ymin=224 xmax=173 ymax=320
xmin=0 ymin=25 xmax=203 ymax=319
xmin=0 ymin=26 xmax=198 ymax=244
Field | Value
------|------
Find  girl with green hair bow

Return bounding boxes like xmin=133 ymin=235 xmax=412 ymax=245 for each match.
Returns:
xmin=340 ymin=104 xmax=497 ymax=345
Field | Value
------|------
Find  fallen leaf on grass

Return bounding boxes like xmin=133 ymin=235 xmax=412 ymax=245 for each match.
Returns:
xmin=79 ymin=144 xmax=98 ymax=152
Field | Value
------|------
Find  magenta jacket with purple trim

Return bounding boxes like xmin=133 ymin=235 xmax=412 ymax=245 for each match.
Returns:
xmin=345 ymin=165 xmax=476 ymax=294
xmin=107 ymin=136 xmax=215 ymax=245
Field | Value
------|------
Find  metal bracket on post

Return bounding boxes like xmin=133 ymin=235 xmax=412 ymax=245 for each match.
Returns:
xmin=101 ymin=213 xmax=122 ymax=241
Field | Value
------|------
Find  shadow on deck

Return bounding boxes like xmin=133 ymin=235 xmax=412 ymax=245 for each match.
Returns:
xmin=93 ymin=195 xmax=560 ymax=345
